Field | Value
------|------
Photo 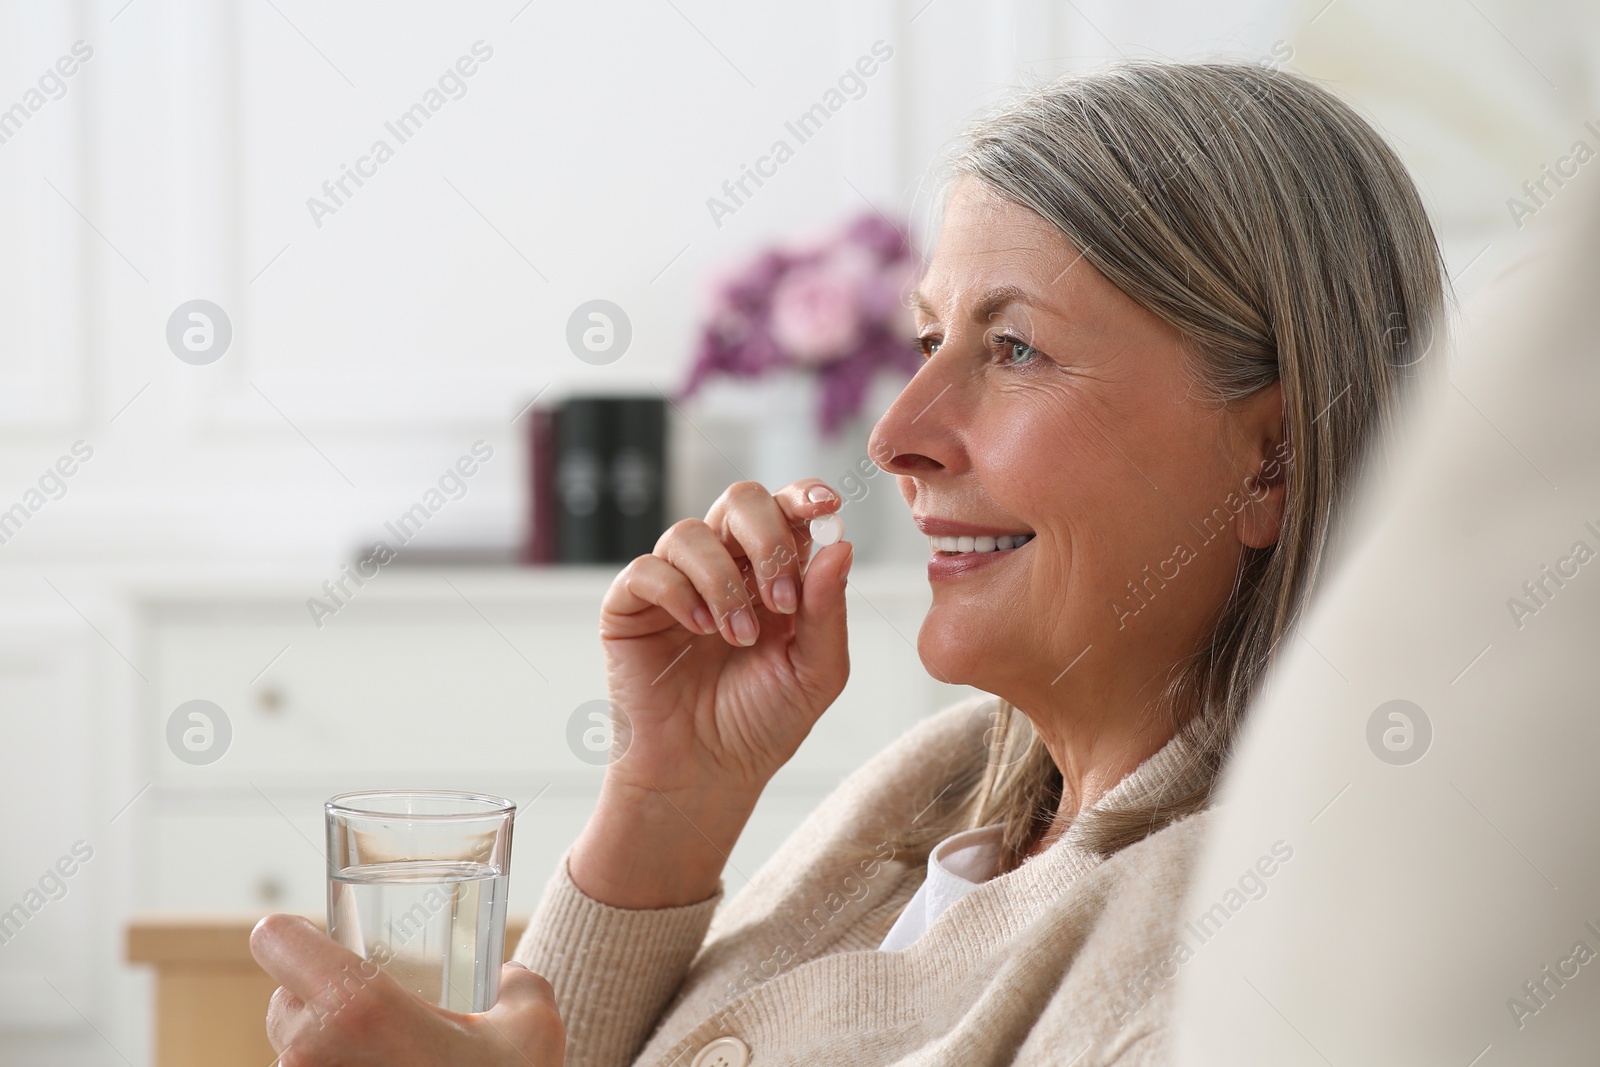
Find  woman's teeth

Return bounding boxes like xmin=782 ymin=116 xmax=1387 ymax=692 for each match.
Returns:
xmin=928 ymin=533 xmax=1035 ymax=554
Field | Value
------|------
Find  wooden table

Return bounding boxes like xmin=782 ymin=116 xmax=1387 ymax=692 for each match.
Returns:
xmin=126 ymin=916 xmax=530 ymax=1067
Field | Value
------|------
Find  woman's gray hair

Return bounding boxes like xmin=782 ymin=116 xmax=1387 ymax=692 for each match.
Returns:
xmin=893 ymin=60 xmax=1449 ymax=870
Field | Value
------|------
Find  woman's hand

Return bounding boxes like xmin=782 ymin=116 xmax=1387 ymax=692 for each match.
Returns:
xmin=602 ymin=478 xmax=853 ymax=795
xmin=251 ymin=914 xmax=564 ymax=1067
xmin=566 ymin=479 xmax=852 ymax=908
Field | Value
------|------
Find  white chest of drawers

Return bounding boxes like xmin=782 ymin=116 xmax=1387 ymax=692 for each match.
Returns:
xmin=136 ymin=565 xmax=968 ymax=918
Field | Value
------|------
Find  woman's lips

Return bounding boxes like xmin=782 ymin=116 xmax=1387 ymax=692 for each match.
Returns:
xmin=926 ymin=532 xmax=1034 ymax=553
xmin=921 ymin=521 xmax=1043 ymax=579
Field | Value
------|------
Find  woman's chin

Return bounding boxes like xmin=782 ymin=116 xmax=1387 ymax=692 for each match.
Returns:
xmin=916 ymin=612 xmax=1005 ymax=691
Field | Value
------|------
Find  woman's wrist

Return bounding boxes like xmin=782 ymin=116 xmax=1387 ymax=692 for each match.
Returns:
xmin=567 ymin=777 xmax=763 ymax=909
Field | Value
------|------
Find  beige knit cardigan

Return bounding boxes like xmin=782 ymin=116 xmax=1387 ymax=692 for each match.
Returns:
xmin=513 ymin=694 xmax=1218 ymax=1067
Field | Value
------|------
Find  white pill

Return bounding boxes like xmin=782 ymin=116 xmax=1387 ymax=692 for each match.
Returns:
xmin=809 ymin=513 xmax=845 ymax=547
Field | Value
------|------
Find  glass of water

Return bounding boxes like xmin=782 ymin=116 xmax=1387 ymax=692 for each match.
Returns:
xmin=325 ymin=790 xmax=515 ymax=1013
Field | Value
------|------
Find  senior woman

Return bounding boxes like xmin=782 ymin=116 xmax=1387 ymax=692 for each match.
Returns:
xmin=251 ymin=60 xmax=1446 ymax=1066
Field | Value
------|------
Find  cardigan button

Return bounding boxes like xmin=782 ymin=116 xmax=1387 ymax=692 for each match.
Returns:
xmin=689 ymin=1035 xmax=750 ymax=1067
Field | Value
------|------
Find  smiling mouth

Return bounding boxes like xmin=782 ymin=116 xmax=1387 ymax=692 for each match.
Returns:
xmin=927 ymin=532 xmax=1036 ymax=555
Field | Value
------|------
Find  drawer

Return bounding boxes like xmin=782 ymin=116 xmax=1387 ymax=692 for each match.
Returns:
xmin=149 ymin=807 xmax=328 ymax=914
xmin=146 ymin=785 xmax=602 ymax=916
xmin=149 ymin=596 xmax=607 ymax=782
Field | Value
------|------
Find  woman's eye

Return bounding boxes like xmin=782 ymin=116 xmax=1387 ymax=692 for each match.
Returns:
xmin=992 ymin=334 xmax=1039 ymax=366
xmin=912 ymin=333 xmax=1039 ymax=365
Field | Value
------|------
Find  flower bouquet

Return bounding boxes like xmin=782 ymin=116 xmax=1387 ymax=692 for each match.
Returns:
xmin=680 ymin=213 xmax=924 ymax=437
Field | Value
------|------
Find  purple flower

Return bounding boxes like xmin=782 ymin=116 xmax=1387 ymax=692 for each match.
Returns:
xmin=680 ymin=211 xmax=926 ymax=435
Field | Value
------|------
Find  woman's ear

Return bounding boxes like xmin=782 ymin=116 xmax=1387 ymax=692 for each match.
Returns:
xmin=1234 ymin=381 xmax=1288 ymax=550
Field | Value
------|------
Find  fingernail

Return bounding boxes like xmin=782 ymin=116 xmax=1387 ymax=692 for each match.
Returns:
xmin=731 ymin=608 xmax=758 ymax=646
xmin=840 ymin=545 xmax=854 ymax=587
xmin=807 ymin=485 xmax=835 ymax=503
xmin=772 ymin=576 xmax=797 ymax=614
xmin=692 ymin=605 xmax=717 ymax=634
xmin=504 ymin=960 xmax=529 ymax=971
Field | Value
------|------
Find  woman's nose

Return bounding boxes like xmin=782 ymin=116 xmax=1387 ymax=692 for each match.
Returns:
xmin=868 ymin=356 xmax=966 ymax=477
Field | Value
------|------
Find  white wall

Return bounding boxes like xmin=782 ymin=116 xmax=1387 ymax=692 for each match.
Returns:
xmin=2 ymin=0 xmax=1593 ymax=566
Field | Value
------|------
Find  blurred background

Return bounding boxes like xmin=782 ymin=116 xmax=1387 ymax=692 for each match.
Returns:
xmin=0 ymin=0 xmax=1594 ymax=1063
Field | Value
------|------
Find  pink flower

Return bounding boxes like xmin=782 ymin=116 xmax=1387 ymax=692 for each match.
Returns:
xmin=768 ymin=258 xmax=864 ymax=366
xmin=679 ymin=211 xmax=925 ymax=435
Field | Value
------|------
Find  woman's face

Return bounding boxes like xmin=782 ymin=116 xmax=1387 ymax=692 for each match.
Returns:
xmin=868 ymin=179 xmax=1284 ymax=726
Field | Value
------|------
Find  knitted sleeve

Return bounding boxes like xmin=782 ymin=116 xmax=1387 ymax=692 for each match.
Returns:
xmin=511 ymin=847 xmax=725 ymax=1067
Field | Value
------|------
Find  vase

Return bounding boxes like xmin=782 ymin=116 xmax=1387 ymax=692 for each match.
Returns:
xmin=748 ymin=369 xmax=820 ymax=495
xmin=750 ymin=371 xmax=924 ymax=565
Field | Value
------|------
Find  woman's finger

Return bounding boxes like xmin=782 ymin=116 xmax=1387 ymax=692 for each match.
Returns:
xmin=788 ymin=540 xmax=853 ymax=700
xmin=704 ymin=480 xmax=843 ymax=617
xmin=706 ymin=479 xmax=841 ymax=542
xmin=711 ymin=482 xmax=806 ymax=617
xmin=602 ymin=553 xmax=720 ymax=637
xmin=265 ymin=984 xmax=307 ymax=1054
xmin=250 ymin=913 xmax=389 ymax=1007
xmin=768 ymin=478 xmax=844 ymax=521
xmin=482 ymin=963 xmax=565 ymax=1065
xmin=654 ymin=518 xmax=761 ymax=647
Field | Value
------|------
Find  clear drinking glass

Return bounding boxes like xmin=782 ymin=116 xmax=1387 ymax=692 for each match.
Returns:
xmin=325 ymin=790 xmax=515 ymax=1013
